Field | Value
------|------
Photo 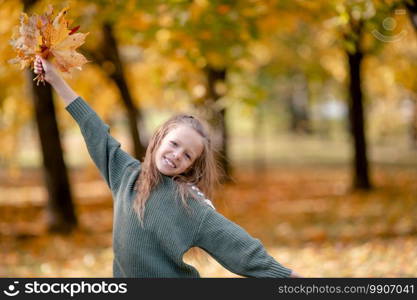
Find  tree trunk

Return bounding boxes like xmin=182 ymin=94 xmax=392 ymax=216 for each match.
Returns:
xmin=405 ymin=1 xmax=417 ymax=30
xmin=102 ymin=22 xmax=147 ymax=160
xmin=287 ymin=73 xmax=312 ymax=135
xmin=23 ymin=0 xmax=77 ymax=233
xmin=205 ymin=67 xmax=231 ymax=181
xmin=347 ymin=49 xmax=372 ymax=190
xmin=29 ymin=73 xmax=78 ymax=233
xmin=405 ymin=2 xmax=417 ymax=148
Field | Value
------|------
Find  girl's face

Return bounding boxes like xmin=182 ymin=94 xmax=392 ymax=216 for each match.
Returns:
xmin=154 ymin=125 xmax=204 ymax=176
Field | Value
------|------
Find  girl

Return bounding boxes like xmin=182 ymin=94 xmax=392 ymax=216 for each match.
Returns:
xmin=34 ymin=57 xmax=301 ymax=278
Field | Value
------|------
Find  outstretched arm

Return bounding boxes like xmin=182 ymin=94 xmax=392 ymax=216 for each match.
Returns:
xmin=34 ymin=56 xmax=78 ymax=106
xmin=290 ymin=270 xmax=302 ymax=278
xmin=34 ymin=56 xmax=139 ymax=195
xmin=194 ymin=208 xmax=303 ymax=278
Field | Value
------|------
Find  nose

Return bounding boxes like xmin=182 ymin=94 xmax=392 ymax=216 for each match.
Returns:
xmin=172 ymin=150 xmax=181 ymax=160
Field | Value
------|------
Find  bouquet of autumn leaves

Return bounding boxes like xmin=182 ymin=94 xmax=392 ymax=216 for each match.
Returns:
xmin=10 ymin=5 xmax=88 ymax=85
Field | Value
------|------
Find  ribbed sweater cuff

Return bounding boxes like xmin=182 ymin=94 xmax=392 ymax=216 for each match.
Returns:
xmin=65 ymin=97 xmax=95 ymax=124
xmin=269 ymin=264 xmax=292 ymax=278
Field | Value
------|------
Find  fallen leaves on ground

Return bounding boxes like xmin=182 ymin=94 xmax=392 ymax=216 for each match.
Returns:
xmin=0 ymin=164 xmax=416 ymax=277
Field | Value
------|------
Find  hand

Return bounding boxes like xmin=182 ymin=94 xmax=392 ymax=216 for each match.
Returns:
xmin=34 ymin=56 xmax=78 ymax=105
xmin=34 ymin=56 xmax=61 ymax=85
xmin=290 ymin=270 xmax=303 ymax=278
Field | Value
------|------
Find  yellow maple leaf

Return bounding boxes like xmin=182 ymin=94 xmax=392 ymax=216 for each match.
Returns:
xmin=51 ymin=32 xmax=89 ymax=73
xmin=9 ymin=13 xmax=41 ymax=69
xmin=9 ymin=5 xmax=89 ymax=83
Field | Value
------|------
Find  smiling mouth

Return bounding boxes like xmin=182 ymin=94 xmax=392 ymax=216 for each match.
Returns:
xmin=164 ymin=156 xmax=176 ymax=168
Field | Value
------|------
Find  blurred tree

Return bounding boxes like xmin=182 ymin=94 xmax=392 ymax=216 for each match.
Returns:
xmin=74 ymin=0 xmax=147 ymax=160
xmin=332 ymin=0 xmax=383 ymax=190
xmin=86 ymin=22 xmax=147 ymax=159
xmin=22 ymin=0 xmax=77 ymax=233
xmin=122 ymin=0 xmax=285 ymax=179
xmin=246 ymin=3 xmax=334 ymax=137
xmin=293 ymin=0 xmax=411 ymax=190
xmin=287 ymin=72 xmax=312 ymax=134
xmin=343 ymin=11 xmax=371 ymax=190
xmin=404 ymin=0 xmax=417 ymax=147
xmin=335 ymin=0 xmax=415 ymax=189
xmin=205 ymin=66 xmax=229 ymax=177
xmin=405 ymin=0 xmax=417 ymax=28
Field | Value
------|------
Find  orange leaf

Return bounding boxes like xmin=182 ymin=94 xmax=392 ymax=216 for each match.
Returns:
xmin=9 ymin=13 xmax=40 ymax=69
xmin=9 ymin=5 xmax=89 ymax=77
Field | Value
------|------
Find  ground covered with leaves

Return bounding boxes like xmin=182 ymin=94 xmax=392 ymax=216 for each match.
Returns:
xmin=0 ymin=164 xmax=416 ymax=277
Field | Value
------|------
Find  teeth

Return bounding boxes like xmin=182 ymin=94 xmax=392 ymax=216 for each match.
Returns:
xmin=164 ymin=157 xmax=175 ymax=168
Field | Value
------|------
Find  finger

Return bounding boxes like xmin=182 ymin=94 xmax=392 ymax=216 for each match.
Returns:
xmin=35 ymin=57 xmax=45 ymax=73
xmin=38 ymin=57 xmax=48 ymax=72
xmin=35 ymin=56 xmax=42 ymax=66
xmin=35 ymin=56 xmax=47 ymax=71
xmin=33 ymin=56 xmax=41 ymax=67
xmin=34 ymin=63 xmax=43 ymax=74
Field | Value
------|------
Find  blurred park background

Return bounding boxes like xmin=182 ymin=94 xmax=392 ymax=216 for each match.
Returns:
xmin=0 ymin=0 xmax=417 ymax=277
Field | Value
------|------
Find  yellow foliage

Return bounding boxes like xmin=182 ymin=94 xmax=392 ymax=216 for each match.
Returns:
xmin=189 ymin=0 xmax=209 ymax=21
xmin=9 ymin=5 xmax=88 ymax=83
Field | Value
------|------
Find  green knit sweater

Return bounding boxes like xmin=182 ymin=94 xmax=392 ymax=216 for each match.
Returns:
xmin=66 ymin=97 xmax=292 ymax=278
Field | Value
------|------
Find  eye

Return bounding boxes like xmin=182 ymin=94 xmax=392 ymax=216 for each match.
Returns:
xmin=185 ymin=153 xmax=191 ymax=160
xmin=170 ymin=141 xmax=178 ymax=147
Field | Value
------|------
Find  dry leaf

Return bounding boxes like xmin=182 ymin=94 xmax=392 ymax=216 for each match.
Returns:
xmin=9 ymin=5 xmax=89 ymax=84
xmin=9 ymin=14 xmax=40 ymax=69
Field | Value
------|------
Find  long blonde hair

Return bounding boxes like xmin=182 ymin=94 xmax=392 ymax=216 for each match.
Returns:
xmin=134 ymin=114 xmax=220 ymax=223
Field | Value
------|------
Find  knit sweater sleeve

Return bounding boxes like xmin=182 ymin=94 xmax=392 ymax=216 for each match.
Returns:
xmin=66 ymin=97 xmax=139 ymax=194
xmin=194 ymin=208 xmax=292 ymax=278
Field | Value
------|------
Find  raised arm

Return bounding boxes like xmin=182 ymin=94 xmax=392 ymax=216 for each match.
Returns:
xmin=34 ymin=57 xmax=139 ymax=195
xmin=34 ymin=57 xmax=78 ymax=106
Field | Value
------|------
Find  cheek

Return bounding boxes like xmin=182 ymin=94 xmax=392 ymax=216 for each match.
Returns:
xmin=155 ymin=144 xmax=166 ymax=157
xmin=185 ymin=156 xmax=199 ymax=171
xmin=183 ymin=161 xmax=192 ymax=170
